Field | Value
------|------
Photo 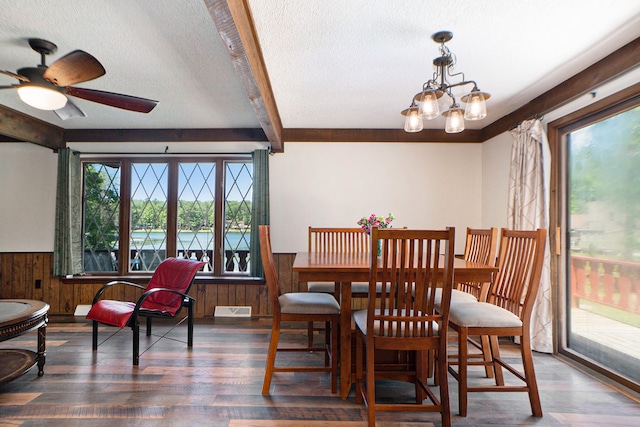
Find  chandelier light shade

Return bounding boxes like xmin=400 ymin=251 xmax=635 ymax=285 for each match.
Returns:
xmin=403 ymin=31 xmax=490 ymax=133
xmin=443 ymin=104 xmax=465 ymax=133
xmin=17 ymin=85 xmax=68 ymax=110
xmin=461 ymin=89 xmax=490 ymax=120
xmin=402 ymin=103 xmax=423 ymax=132
xmin=416 ymin=89 xmax=442 ymax=120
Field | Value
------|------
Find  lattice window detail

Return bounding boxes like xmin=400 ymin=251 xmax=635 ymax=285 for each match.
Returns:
xmin=224 ymin=162 xmax=252 ymax=273
xmin=82 ymin=162 xmax=121 ymax=272
xmin=130 ymin=163 xmax=168 ymax=272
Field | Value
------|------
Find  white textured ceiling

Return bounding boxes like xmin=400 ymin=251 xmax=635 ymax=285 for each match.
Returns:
xmin=0 ymin=0 xmax=639 ymax=134
xmin=249 ymin=0 xmax=640 ymax=130
xmin=0 ymin=0 xmax=260 ymax=129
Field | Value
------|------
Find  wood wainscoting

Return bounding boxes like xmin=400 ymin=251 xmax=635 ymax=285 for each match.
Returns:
xmin=0 ymin=252 xmax=302 ymax=317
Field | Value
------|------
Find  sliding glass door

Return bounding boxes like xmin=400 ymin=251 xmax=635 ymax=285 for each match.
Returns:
xmin=558 ymin=97 xmax=640 ymax=390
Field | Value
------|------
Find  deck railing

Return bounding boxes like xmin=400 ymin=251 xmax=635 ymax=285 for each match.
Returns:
xmin=570 ymin=255 xmax=640 ymax=314
xmin=83 ymin=249 xmax=250 ymax=273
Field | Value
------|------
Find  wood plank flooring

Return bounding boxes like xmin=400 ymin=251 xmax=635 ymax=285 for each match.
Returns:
xmin=0 ymin=316 xmax=639 ymax=426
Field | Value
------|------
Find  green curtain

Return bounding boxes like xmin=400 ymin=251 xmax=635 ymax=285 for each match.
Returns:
xmin=53 ymin=148 xmax=83 ymax=276
xmin=249 ymin=149 xmax=270 ymax=277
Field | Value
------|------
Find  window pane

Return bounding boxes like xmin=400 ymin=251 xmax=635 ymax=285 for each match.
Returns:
xmin=567 ymin=105 xmax=640 ymax=384
xmin=130 ymin=163 xmax=168 ymax=272
xmin=82 ymin=162 xmax=120 ymax=272
xmin=178 ymin=162 xmax=215 ymax=272
xmin=224 ymin=162 xmax=252 ymax=273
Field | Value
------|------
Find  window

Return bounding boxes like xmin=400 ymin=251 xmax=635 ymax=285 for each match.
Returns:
xmin=82 ymin=157 xmax=253 ymax=275
xmin=550 ymin=87 xmax=640 ymax=392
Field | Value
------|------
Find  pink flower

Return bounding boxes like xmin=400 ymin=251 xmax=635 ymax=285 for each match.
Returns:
xmin=357 ymin=213 xmax=395 ymax=234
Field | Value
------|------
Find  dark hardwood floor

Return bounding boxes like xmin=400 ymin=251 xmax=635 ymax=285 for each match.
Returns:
xmin=0 ymin=316 xmax=639 ymax=426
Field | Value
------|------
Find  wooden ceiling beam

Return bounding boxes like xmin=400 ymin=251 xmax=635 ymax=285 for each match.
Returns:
xmin=64 ymin=128 xmax=267 ymax=143
xmin=482 ymin=36 xmax=640 ymax=140
xmin=283 ymin=128 xmax=484 ymax=143
xmin=205 ymin=0 xmax=284 ymax=152
xmin=0 ymin=104 xmax=64 ymax=150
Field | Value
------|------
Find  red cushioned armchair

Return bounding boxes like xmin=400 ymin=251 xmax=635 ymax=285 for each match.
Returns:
xmin=86 ymin=257 xmax=204 ymax=365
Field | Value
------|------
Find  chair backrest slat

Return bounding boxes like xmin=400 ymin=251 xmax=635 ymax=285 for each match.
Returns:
xmin=488 ymin=228 xmax=546 ymax=320
xmin=309 ymin=227 xmax=370 ymax=254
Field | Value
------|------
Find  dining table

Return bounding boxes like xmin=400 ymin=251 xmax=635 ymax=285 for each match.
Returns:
xmin=292 ymin=251 xmax=499 ymax=399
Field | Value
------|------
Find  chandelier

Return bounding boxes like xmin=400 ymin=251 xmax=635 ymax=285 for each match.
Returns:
xmin=402 ymin=31 xmax=490 ymax=133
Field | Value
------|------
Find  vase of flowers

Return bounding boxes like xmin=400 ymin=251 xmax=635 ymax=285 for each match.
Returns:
xmin=357 ymin=213 xmax=394 ymax=256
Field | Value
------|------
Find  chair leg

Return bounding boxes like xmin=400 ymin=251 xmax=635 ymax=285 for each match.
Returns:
xmin=308 ymin=321 xmax=314 ymax=348
xmin=437 ymin=346 xmax=452 ymax=427
xmin=365 ymin=341 xmax=376 ymax=427
xmin=355 ymin=330 xmax=364 ymax=404
xmin=262 ymin=319 xmax=280 ymax=395
xmin=458 ymin=326 xmax=469 ymax=417
xmin=324 ymin=320 xmax=330 ymax=366
xmin=187 ymin=299 xmax=194 ymax=347
xmin=133 ymin=318 xmax=140 ymax=366
xmin=331 ymin=318 xmax=338 ymax=394
xmin=480 ymin=334 xmax=494 ymax=378
xmin=92 ymin=320 xmax=98 ymax=350
xmin=428 ymin=344 xmax=436 ymax=383
xmin=489 ymin=335 xmax=504 ymax=386
xmin=146 ymin=316 xmax=152 ymax=336
xmin=415 ymin=350 xmax=426 ymax=403
xmin=521 ymin=335 xmax=543 ymax=417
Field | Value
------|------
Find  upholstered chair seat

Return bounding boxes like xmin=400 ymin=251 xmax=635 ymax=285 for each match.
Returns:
xmin=279 ymin=293 xmax=340 ymax=314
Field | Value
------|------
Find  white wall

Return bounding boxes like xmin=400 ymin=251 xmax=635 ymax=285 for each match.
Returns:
xmin=269 ymin=142 xmax=484 ymax=253
xmin=481 ymin=132 xmax=512 ymax=229
xmin=0 ymin=143 xmax=57 ymax=252
xmin=0 ymin=139 xmax=511 ymax=256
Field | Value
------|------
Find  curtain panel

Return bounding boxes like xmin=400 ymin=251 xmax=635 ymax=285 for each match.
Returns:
xmin=249 ymin=149 xmax=270 ymax=278
xmin=508 ymin=119 xmax=553 ymax=353
xmin=53 ymin=148 xmax=83 ymax=276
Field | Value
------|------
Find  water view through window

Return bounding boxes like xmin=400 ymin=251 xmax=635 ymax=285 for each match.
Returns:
xmin=82 ymin=158 xmax=252 ymax=274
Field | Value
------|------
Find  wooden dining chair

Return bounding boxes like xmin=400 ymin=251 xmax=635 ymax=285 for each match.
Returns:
xmin=305 ymin=227 xmax=371 ymax=346
xmin=435 ymin=227 xmax=498 ymax=310
xmin=447 ymin=228 xmax=546 ymax=417
xmin=354 ymin=227 xmax=455 ymax=427
xmin=86 ymin=257 xmax=205 ymax=365
xmin=446 ymin=227 xmax=499 ymax=378
xmin=306 ymin=226 xmax=370 ymax=294
xmin=457 ymin=227 xmax=499 ymax=300
xmin=259 ymin=225 xmax=340 ymax=394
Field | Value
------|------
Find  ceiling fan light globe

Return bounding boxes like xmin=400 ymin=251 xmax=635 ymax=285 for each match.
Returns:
xmin=17 ymin=85 xmax=67 ymax=110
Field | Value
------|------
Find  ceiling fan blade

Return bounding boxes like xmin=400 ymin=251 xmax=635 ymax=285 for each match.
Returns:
xmin=0 ymin=70 xmax=29 ymax=82
xmin=66 ymin=86 xmax=157 ymax=113
xmin=43 ymin=50 xmax=105 ymax=86
xmin=54 ymin=98 xmax=86 ymax=120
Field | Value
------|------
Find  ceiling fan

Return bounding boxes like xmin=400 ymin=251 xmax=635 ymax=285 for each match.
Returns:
xmin=0 ymin=38 xmax=158 ymax=119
